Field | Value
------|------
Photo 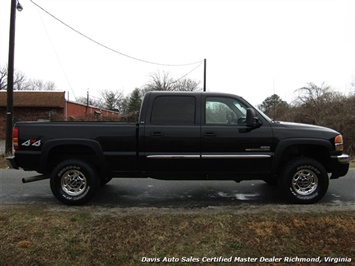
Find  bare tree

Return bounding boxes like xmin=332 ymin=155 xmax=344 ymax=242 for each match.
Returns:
xmin=0 ymin=65 xmax=7 ymax=90
xmin=294 ymin=82 xmax=340 ymax=125
xmin=100 ymin=89 xmax=124 ymax=111
xmin=295 ymin=82 xmax=334 ymax=105
xmin=0 ymin=65 xmax=56 ymax=91
xmin=0 ymin=65 xmax=26 ymax=90
xmin=13 ymin=70 xmax=27 ymax=90
xmin=143 ymin=71 xmax=201 ymax=93
xmin=144 ymin=71 xmax=174 ymax=92
xmin=172 ymin=78 xmax=200 ymax=91
xmin=76 ymin=96 xmax=104 ymax=108
xmin=24 ymin=79 xmax=56 ymax=91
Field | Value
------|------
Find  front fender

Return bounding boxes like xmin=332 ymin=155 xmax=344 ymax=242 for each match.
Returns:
xmin=272 ymin=138 xmax=333 ymax=173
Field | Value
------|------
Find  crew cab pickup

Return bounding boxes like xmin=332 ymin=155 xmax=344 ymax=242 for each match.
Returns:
xmin=7 ymin=91 xmax=350 ymax=205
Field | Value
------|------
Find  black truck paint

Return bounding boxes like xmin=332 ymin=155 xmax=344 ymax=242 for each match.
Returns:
xmin=7 ymin=91 xmax=350 ymax=205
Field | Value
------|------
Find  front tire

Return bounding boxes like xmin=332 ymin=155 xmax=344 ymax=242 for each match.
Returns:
xmin=50 ymin=160 xmax=99 ymax=205
xmin=280 ymin=158 xmax=329 ymax=204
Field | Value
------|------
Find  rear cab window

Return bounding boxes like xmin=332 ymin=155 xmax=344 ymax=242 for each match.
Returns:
xmin=150 ymin=96 xmax=196 ymax=125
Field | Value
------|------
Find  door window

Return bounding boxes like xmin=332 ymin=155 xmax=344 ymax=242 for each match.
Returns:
xmin=205 ymin=97 xmax=247 ymax=125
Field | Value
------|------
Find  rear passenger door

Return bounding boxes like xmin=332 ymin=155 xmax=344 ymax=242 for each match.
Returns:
xmin=143 ymin=94 xmax=201 ymax=176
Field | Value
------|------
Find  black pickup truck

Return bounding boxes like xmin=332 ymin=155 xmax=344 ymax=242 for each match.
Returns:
xmin=7 ymin=91 xmax=350 ymax=205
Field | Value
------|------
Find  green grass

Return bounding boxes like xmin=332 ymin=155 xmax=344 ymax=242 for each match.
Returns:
xmin=0 ymin=206 xmax=354 ymax=265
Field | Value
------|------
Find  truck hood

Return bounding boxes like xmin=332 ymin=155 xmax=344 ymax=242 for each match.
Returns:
xmin=276 ymin=121 xmax=338 ymax=134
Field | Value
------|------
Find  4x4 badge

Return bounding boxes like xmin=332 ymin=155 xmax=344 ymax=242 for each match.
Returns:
xmin=22 ymin=139 xmax=41 ymax=147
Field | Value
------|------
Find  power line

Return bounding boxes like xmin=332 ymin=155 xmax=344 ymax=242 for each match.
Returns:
xmin=172 ymin=61 xmax=204 ymax=84
xmin=37 ymin=8 xmax=77 ymax=100
xmin=29 ymin=0 xmax=203 ymax=67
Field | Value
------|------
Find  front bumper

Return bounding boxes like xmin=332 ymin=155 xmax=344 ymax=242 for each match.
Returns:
xmin=330 ymin=154 xmax=350 ymax=179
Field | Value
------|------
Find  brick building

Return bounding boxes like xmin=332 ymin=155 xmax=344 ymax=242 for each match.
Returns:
xmin=66 ymin=100 xmax=120 ymax=121
xmin=0 ymin=91 xmax=120 ymax=139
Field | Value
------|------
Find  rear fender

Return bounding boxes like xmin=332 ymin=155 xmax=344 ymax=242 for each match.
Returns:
xmin=39 ymin=138 xmax=105 ymax=174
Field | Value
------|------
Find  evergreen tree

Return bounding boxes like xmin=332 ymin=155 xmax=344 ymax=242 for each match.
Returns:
xmin=127 ymin=88 xmax=142 ymax=113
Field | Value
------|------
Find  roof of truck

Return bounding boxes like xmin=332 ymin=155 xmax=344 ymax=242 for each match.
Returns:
xmin=145 ymin=90 xmax=243 ymax=98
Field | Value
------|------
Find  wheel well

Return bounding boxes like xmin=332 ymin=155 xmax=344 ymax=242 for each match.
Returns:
xmin=45 ymin=145 xmax=102 ymax=174
xmin=276 ymin=145 xmax=329 ymax=174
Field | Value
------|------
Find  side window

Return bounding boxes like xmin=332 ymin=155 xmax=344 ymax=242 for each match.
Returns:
xmin=151 ymin=96 xmax=196 ymax=125
xmin=205 ymin=97 xmax=247 ymax=125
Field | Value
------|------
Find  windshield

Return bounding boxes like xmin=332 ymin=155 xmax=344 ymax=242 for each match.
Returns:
xmin=255 ymin=107 xmax=273 ymax=122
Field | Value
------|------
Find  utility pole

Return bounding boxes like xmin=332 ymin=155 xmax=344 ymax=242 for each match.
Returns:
xmin=86 ymin=89 xmax=90 ymax=121
xmin=203 ymin=59 xmax=207 ymax=92
xmin=5 ymin=0 xmax=20 ymax=155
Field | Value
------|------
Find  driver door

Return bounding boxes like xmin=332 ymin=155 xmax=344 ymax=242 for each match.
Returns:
xmin=201 ymin=95 xmax=273 ymax=177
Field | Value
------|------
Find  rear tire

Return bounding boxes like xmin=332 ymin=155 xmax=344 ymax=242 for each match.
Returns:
xmin=50 ymin=159 xmax=99 ymax=205
xmin=280 ymin=158 xmax=329 ymax=204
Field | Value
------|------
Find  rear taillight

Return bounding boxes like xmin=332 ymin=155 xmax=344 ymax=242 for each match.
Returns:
xmin=13 ymin=127 xmax=19 ymax=150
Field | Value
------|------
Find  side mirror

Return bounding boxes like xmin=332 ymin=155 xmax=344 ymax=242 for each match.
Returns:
xmin=246 ymin=108 xmax=261 ymax=129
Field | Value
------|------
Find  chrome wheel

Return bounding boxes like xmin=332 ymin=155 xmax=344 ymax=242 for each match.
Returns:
xmin=60 ymin=169 xmax=88 ymax=197
xmin=281 ymin=158 xmax=328 ymax=204
xmin=51 ymin=160 xmax=99 ymax=205
xmin=291 ymin=169 xmax=318 ymax=196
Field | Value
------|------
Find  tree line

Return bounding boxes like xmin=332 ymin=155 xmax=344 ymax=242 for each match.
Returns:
xmin=259 ymin=82 xmax=355 ymax=155
xmin=1 ymin=65 xmax=201 ymax=121
xmin=76 ymin=71 xmax=201 ymax=121
xmin=0 ymin=65 xmax=199 ymax=115
xmin=2 ymin=65 xmax=354 ymax=155
xmin=0 ymin=65 xmax=55 ymax=91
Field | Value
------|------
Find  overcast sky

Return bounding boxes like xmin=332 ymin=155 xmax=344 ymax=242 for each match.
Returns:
xmin=1 ymin=0 xmax=354 ymax=106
